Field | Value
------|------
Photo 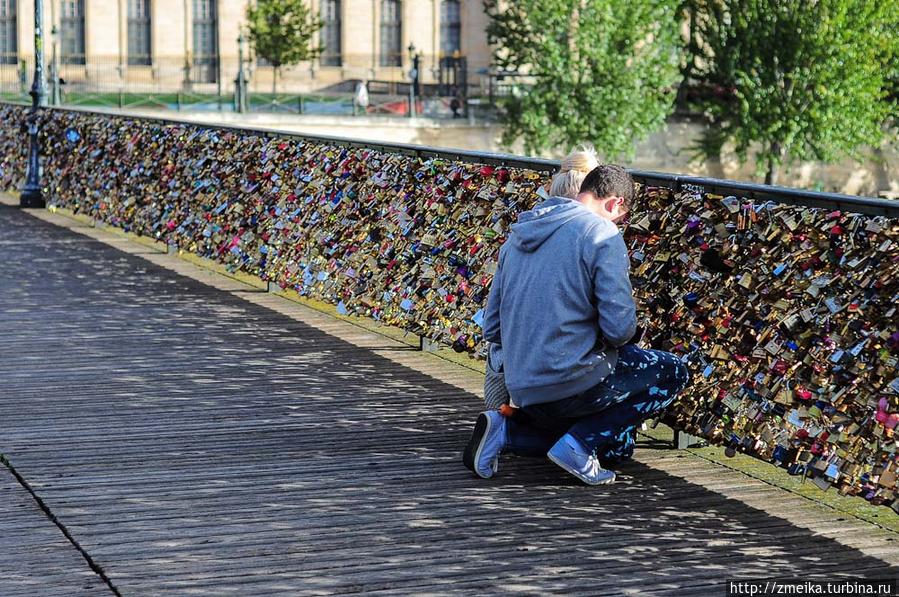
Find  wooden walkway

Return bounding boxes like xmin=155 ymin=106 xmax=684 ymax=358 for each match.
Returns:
xmin=2 ymin=201 xmax=899 ymax=596
xmin=0 ymin=466 xmax=111 ymax=596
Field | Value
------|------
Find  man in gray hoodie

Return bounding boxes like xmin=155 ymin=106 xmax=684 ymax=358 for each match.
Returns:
xmin=462 ymin=165 xmax=690 ymax=485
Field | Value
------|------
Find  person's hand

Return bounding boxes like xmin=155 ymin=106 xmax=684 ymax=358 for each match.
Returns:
xmin=599 ymin=323 xmax=645 ymax=350
xmin=630 ymin=325 xmax=647 ymax=347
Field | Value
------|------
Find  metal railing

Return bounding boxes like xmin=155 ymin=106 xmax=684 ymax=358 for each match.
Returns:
xmin=43 ymin=104 xmax=899 ymax=217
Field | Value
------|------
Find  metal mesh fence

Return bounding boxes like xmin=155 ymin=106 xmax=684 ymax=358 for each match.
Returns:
xmin=0 ymin=53 xmax=496 ymax=119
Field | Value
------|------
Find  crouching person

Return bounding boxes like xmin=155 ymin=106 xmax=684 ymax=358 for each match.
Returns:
xmin=463 ymin=165 xmax=691 ymax=485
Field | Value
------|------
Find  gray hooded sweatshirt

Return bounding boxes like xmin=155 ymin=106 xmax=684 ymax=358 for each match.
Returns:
xmin=482 ymin=196 xmax=637 ymax=407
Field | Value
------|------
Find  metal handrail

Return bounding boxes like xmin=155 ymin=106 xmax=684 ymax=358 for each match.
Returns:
xmin=16 ymin=103 xmax=899 ymax=217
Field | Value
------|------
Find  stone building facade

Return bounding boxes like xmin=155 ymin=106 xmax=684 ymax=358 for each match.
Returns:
xmin=1 ymin=0 xmax=492 ymax=93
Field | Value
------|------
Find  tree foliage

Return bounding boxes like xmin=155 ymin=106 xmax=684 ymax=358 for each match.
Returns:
xmin=691 ymin=0 xmax=897 ymax=184
xmin=246 ymin=0 xmax=322 ymax=92
xmin=484 ymin=0 xmax=683 ymax=158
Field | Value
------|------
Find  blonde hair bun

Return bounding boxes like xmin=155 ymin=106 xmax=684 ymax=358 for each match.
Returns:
xmin=549 ymin=144 xmax=600 ymax=198
xmin=560 ymin=144 xmax=599 ymax=174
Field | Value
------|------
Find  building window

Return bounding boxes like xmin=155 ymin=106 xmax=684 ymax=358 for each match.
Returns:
xmin=379 ymin=0 xmax=401 ymax=67
xmin=127 ymin=0 xmax=152 ymax=66
xmin=192 ymin=0 xmax=218 ymax=83
xmin=320 ymin=0 xmax=341 ymax=67
xmin=0 ymin=0 xmax=15 ymax=65
xmin=60 ymin=0 xmax=85 ymax=65
xmin=440 ymin=0 xmax=460 ymax=55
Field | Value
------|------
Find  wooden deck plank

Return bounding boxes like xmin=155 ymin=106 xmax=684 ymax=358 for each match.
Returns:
xmin=0 ymin=467 xmax=112 ymax=596
xmin=2 ymin=204 xmax=898 ymax=596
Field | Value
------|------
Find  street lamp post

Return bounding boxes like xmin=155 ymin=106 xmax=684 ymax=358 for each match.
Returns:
xmin=20 ymin=0 xmax=47 ymax=208
xmin=50 ymin=25 xmax=60 ymax=106
xmin=407 ymin=43 xmax=418 ymax=118
xmin=235 ymin=32 xmax=248 ymax=114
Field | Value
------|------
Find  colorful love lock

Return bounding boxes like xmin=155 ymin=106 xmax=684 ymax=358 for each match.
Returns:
xmin=3 ymin=105 xmax=898 ymax=509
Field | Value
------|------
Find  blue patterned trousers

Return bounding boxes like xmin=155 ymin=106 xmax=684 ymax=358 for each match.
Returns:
xmin=506 ymin=345 xmax=691 ymax=462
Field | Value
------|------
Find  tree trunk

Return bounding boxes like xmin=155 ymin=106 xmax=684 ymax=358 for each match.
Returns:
xmin=765 ymin=159 xmax=778 ymax=186
xmin=707 ymin=153 xmax=726 ymax=179
xmin=676 ymin=3 xmax=697 ymax=112
xmin=272 ymin=67 xmax=278 ymax=96
xmin=765 ymin=142 xmax=783 ymax=186
xmin=872 ymin=145 xmax=890 ymax=194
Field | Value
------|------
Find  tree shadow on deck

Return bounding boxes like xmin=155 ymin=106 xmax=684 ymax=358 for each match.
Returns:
xmin=1 ymin=205 xmax=897 ymax=596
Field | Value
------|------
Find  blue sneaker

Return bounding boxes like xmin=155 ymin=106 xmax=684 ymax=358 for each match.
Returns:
xmin=462 ymin=411 xmax=507 ymax=479
xmin=547 ymin=433 xmax=616 ymax=485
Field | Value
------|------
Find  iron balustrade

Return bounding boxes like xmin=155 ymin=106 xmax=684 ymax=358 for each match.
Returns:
xmin=37 ymin=104 xmax=899 ymax=218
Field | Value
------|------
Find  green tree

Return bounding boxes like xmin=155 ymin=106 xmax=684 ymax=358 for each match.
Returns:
xmin=691 ymin=0 xmax=896 ymax=185
xmin=246 ymin=0 xmax=322 ymax=94
xmin=484 ymin=0 xmax=683 ymax=158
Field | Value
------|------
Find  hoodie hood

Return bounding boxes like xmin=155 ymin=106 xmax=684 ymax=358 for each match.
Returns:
xmin=510 ymin=196 xmax=591 ymax=252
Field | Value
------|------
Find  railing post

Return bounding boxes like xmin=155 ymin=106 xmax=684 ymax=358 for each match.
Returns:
xmin=674 ymin=429 xmax=705 ymax=450
xmin=20 ymin=0 xmax=47 ymax=209
xmin=419 ymin=336 xmax=439 ymax=353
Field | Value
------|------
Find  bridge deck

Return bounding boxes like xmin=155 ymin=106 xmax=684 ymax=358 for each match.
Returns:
xmin=2 ymin=200 xmax=898 ymax=596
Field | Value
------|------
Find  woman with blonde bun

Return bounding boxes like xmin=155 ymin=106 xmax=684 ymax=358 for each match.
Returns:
xmin=485 ymin=145 xmax=600 ymax=401
xmin=485 ymin=145 xmax=601 ymax=410
xmin=480 ymin=144 xmax=641 ymax=469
